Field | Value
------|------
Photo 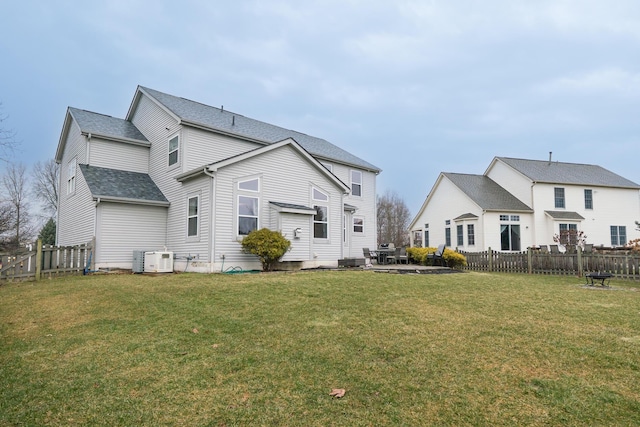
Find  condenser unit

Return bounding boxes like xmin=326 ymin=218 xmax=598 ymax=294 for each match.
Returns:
xmin=144 ymin=251 xmax=174 ymax=273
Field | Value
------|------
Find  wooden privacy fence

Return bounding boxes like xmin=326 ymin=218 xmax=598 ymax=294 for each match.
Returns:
xmin=460 ymin=247 xmax=640 ymax=280
xmin=0 ymin=240 xmax=93 ymax=281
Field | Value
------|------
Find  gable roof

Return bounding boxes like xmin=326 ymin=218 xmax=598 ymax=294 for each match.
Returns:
xmin=56 ymin=108 xmax=149 ymax=162
xmin=130 ymin=86 xmax=381 ymax=173
xmin=79 ymin=164 xmax=169 ymax=206
xmin=495 ymin=157 xmax=640 ymax=189
xmin=443 ymin=173 xmax=533 ymax=212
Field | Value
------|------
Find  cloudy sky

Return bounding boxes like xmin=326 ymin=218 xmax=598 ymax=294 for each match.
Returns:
xmin=1 ymin=0 xmax=639 ymax=215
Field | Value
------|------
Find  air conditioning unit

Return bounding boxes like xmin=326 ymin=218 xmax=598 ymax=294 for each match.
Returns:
xmin=144 ymin=251 xmax=174 ymax=273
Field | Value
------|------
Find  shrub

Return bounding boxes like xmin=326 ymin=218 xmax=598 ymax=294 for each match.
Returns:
xmin=241 ymin=228 xmax=291 ymax=271
xmin=406 ymin=246 xmax=467 ymax=269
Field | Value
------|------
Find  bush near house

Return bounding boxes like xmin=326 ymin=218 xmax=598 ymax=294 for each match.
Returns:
xmin=406 ymin=246 xmax=467 ymax=269
xmin=241 ymin=228 xmax=291 ymax=271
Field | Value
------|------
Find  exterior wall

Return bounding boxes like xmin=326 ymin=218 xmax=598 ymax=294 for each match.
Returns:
xmin=322 ymin=161 xmax=377 ymax=257
xmin=95 ymin=202 xmax=168 ymax=268
xmin=486 ymin=160 xmax=533 ymax=206
xmin=57 ymin=122 xmax=95 ymax=246
xmin=211 ymin=145 xmax=345 ymax=271
xmin=531 ymin=183 xmax=640 ymax=247
xmin=89 ymin=137 xmax=149 ymax=173
xmin=183 ymin=127 xmax=260 ymax=171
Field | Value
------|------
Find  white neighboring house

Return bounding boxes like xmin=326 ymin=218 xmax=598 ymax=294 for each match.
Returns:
xmin=409 ymin=156 xmax=640 ymax=252
xmin=55 ymin=86 xmax=381 ymax=272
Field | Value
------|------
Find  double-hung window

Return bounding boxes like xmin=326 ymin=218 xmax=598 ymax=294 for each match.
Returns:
xmin=353 ymin=217 xmax=364 ymax=233
xmin=312 ymin=187 xmax=329 ymax=239
xmin=554 ymin=187 xmax=565 ymax=209
xmin=67 ymin=158 xmax=76 ymax=195
xmin=456 ymin=225 xmax=463 ymax=246
xmin=168 ymin=135 xmax=179 ymax=167
xmin=584 ymin=189 xmax=593 ymax=210
xmin=559 ymin=223 xmax=578 ymax=245
xmin=351 ymin=170 xmax=362 ymax=197
xmin=187 ymin=195 xmax=199 ymax=238
xmin=467 ymin=224 xmax=475 ymax=246
xmin=237 ymin=178 xmax=260 ymax=236
xmin=610 ymin=226 xmax=627 ymax=247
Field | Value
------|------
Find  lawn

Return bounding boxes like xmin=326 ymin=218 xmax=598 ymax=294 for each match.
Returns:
xmin=1 ymin=271 xmax=639 ymax=426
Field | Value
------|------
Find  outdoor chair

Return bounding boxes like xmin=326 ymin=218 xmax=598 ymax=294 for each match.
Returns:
xmin=362 ymin=248 xmax=377 ymax=264
xmin=398 ymin=247 xmax=409 ymax=264
xmin=583 ymin=243 xmax=593 ymax=253
xmin=427 ymin=244 xmax=447 ymax=266
xmin=550 ymin=245 xmax=559 ymax=254
xmin=385 ymin=247 xmax=400 ymax=264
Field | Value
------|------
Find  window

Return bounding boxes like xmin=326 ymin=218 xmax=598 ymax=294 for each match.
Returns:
xmin=500 ymin=224 xmax=521 ymax=251
xmin=238 ymin=178 xmax=259 ymax=192
xmin=312 ymin=187 xmax=328 ymax=201
xmin=353 ymin=217 xmax=364 ymax=233
xmin=424 ymin=224 xmax=429 ymax=247
xmin=584 ymin=189 xmax=593 ymax=210
xmin=67 ymin=158 xmax=76 ymax=195
xmin=559 ymin=223 xmax=578 ymax=245
xmin=457 ymin=225 xmax=463 ymax=246
xmin=610 ymin=226 xmax=627 ymax=247
xmin=238 ymin=195 xmax=258 ymax=235
xmin=351 ymin=170 xmax=362 ymax=197
xmin=321 ymin=162 xmax=333 ymax=172
xmin=510 ymin=215 xmax=520 ymax=222
xmin=467 ymin=224 xmax=475 ymax=246
xmin=445 ymin=227 xmax=451 ymax=247
xmin=499 ymin=215 xmax=509 ymax=221
xmin=314 ymin=205 xmax=328 ymax=238
xmin=168 ymin=136 xmax=179 ymax=167
xmin=554 ymin=187 xmax=565 ymax=209
xmin=187 ymin=196 xmax=199 ymax=237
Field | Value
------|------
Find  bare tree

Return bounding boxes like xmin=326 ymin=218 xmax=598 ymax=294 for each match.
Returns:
xmin=32 ymin=159 xmax=60 ymax=216
xmin=2 ymin=163 xmax=34 ymax=249
xmin=0 ymin=102 xmax=17 ymax=162
xmin=377 ymin=189 xmax=412 ymax=247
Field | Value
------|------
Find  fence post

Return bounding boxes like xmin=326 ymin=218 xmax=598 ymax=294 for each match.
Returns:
xmin=577 ymin=246 xmax=583 ymax=277
xmin=488 ymin=247 xmax=493 ymax=272
xmin=35 ymin=239 xmax=43 ymax=281
xmin=527 ymin=247 xmax=533 ymax=275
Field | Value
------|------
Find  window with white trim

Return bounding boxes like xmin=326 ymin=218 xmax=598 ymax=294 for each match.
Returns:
xmin=66 ymin=158 xmax=76 ymax=195
xmin=321 ymin=162 xmax=333 ymax=172
xmin=610 ymin=225 xmax=626 ymax=247
xmin=168 ymin=135 xmax=179 ymax=167
xmin=187 ymin=195 xmax=199 ymax=237
xmin=353 ymin=217 xmax=364 ymax=233
xmin=467 ymin=224 xmax=475 ymax=246
xmin=351 ymin=170 xmax=362 ymax=197
xmin=237 ymin=177 xmax=260 ymax=236
xmin=554 ymin=187 xmax=565 ymax=209
xmin=559 ymin=223 xmax=578 ymax=245
xmin=314 ymin=205 xmax=328 ymax=239
xmin=584 ymin=189 xmax=593 ymax=210
xmin=456 ymin=224 xmax=463 ymax=246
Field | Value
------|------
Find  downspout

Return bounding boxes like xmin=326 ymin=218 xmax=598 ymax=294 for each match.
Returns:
xmin=86 ymin=133 xmax=92 ymax=164
xmin=530 ymin=182 xmax=536 ymax=246
xmin=94 ymin=197 xmax=100 ymax=266
xmin=203 ymin=167 xmax=216 ymax=273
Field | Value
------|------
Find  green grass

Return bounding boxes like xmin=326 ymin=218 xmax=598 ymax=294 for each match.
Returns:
xmin=1 ymin=271 xmax=639 ymax=426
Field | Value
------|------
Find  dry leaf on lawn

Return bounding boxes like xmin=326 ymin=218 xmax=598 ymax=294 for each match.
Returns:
xmin=329 ymin=388 xmax=346 ymax=398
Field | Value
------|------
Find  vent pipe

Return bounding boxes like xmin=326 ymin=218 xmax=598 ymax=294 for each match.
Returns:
xmin=548 ymin=151 xmax=552 ymax=164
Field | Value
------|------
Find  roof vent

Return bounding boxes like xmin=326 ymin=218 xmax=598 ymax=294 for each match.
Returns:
xmin=548 ymin=151 xmax=552 ymax=164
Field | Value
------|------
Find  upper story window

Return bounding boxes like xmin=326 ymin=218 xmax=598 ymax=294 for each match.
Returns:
xmin=168 ymin=135 xmax=179 ymax=167
xmin=187 ymin=195 xmax=199 ymax=238
xmin=584 ymin=189 xmax=593 ymax=210
xmin=351 ymin=170 xmax=362 ymax=197
xmin=312 ymin=187 xmax=328 ymax=202
xmin=320 ymin=162 xmax=333 ymax=172
xmin=67 ymin=158 xmax=76 ymax=195
xmin=554 ymin=187 xmax=565 ymax=209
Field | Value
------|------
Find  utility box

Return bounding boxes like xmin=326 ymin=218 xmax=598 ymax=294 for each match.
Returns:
xmin=144 ymin=251 xmax=174 ymax=273
xmin=132 ymin=250 xmax=146 ymax=273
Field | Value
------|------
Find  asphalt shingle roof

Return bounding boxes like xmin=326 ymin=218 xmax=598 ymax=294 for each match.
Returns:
xmin=544 ymin=211 xmax=585 ymax=220
xmin=269 ymin=201 xmax=316 ymax=212
xmin=498 ymin=157 xmax=639 ymax=189
xmin=79 ymin=164 xmax=168 ymax=204
xmin=139 ymin=86 xmax=380 ymax=172
xmin=69 ymin=108 xmax=148 ymax=142
xmin=444 ymin=173 xmax=533 ymax=212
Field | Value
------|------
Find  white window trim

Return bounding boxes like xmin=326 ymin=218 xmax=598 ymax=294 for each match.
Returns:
xmin=313 ymin=204 xmax=329 ymax=240
xmin=168 ymin=134 xmax=180 ymax=169
xmin=350 ymin=170 xmax=362 ymax=197
xmin=67 ymin=157 xmax=76 ymax=196
xmin=187 ymin=194 xmax=200 ymax=239
xmin=237 ymin=194 xmax=260 ymax=237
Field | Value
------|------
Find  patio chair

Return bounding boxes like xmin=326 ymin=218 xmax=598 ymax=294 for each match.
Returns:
xmin=583 ymin=243 xmax=593 ymax=253
xmin=550 ymin=245 xmax=559 ymax=254
xmin=427 ymin=244 xmax=447 ymax=266
xmin=385 ymin=247 xmax=400 ymax=264
xmin=362 ymin=248 xmax=377 ymax=264
xmin=398 ymin=247 xmax=409 ymax=264
xmin=539 ymin=245 xmax=549 ymax=254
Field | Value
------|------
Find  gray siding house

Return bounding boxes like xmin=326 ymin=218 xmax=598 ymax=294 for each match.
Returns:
xmin=55 ymin=86 xmax=381 ymax=272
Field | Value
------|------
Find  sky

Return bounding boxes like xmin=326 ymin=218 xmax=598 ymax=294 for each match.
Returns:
xmin=1 ymin=0 xmax=639 ymax=216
